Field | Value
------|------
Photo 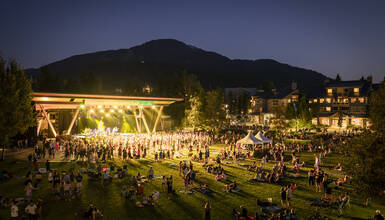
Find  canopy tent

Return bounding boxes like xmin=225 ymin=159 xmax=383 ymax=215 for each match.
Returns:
xmin=255 ymin=131 xmax=272 ymax=143
xmin=236 ymin=131 xmax=262 ymax=145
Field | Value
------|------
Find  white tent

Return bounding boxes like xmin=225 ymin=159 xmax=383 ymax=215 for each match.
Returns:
xmin=255 ymin=131 xmax=272 ymax=143
xmin=236 ymin=131 xmax=262 ymax=145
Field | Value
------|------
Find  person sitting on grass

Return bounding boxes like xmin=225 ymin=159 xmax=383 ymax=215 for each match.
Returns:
xmin=226 ymin=181 xmax=238 ymax=192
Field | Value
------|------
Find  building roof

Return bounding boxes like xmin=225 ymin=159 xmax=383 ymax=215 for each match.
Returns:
xmin=326 ymin=80 xmax=367 ymax=88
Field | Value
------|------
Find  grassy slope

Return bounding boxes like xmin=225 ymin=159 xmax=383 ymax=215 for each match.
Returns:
xmin=0 ymin=144 xmax=384 ymax=220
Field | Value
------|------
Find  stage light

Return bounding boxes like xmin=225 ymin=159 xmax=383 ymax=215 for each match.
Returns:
xmin=110 ymin=109 xmax=115 ymax=113
xmin=127 ymin=106 xmax=131 ymax=109
xmin=97 ymin=105 xmax=102 ymax=109
xmin=106 ymin=113 xmax=110 ymax=117
xmin=113 ymin=105 xmax=117 ymax=109
xmin=100 ymin=109 xmax=104 ymax=113
xmin=42 ymin=97 xmax=49 ymax=101
xmin=118 ymin=109 xmax=123 ymax=113
xmin=151 ymin=105 xmax=155 ymax=109
xmin=80 ymin=105 xmax=85 ymax=109
xmin=90 ymin=109 xmax=95 ymax=113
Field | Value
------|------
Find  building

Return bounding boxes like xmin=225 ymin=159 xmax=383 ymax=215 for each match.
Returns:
xmin=250 ymin=81 xmax=301 ymax=125
xmin=310 ymin=78 xmax=374 ymax=128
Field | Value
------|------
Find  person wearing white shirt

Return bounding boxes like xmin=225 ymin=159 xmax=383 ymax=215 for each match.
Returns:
xmin=25 ymin=201 xmax=37 ymax=219
xmin=11 ymin=202 xmax=18 ymax=219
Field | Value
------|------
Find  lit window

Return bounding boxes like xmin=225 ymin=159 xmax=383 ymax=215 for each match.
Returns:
xmin=326 ymin=107 xmax=331 ymax=112
xmin=326 ymin=98 xmax=331 ymax=103
xmin=359 ymin=98 xmax=365 ymax=103
xmin=320 ymin=98 xmax=324 ymax=103
xmin=309 ymin=100 xmax=312 ymax=103
xmin=313 ymin=99 xmax=318 ymax=103
xmin=354 ymin=88 xmax=359 ymax=93
xmin=343 ymin=99 xmax=348 ymax=103
xmin=327 ymin=89 xmax=332 ymax=94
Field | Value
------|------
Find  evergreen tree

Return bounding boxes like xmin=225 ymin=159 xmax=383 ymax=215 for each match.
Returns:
xmin=343 ymin=84 xmax=385 ymax=195
xmin=203 ymin=89 xmax=226 ymax=132
xmin=335 ymin=74 xmax=341 ymax=81
xmin=0 ymin=58 xmax=35 ymax=160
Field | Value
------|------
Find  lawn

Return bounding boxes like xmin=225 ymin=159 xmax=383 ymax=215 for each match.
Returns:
xmin=0 ymin=144 xmax=384 ymax=219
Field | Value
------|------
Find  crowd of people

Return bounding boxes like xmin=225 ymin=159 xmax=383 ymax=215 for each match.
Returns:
xmin=0 ymin=130 xmax=383 ymax=219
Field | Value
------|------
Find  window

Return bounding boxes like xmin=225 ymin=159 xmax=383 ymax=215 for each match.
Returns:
xmin=354 ymin=88 xmax=359 ymax=93
xmin=326 ymin=98 xmax=331 ymax=103
xmin=326 ymin=107 xmax=331 ymax=112
xmin=320 ymin=98 xmax=324 ymax=103
xmin=313 ymin=99 xmax=318 ymax=103
xmin=327 ymin=89 xmax=333 ymax=94
xmin=308 ymin=100 xmax=312 ymax=103
xmin=359 ymin=97 xmax=365 ymax=103
xmin=343 ymin=98 xmax=348 ymax=103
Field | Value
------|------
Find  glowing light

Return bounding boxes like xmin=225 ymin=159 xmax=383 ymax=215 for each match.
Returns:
xmin=90 ymin=109 xmax=95 ymax=113
xmin=127 ymin=106 xmax=131 ymax=109
xmin=106 ymin=113 xmax=110 ymax=117
xmin=118 ymin=109 xmax=123 ymax=113
xmin=42 ymin=97 xmax=49 ymax=101
xmin=139 ymin=106 xmax=143 ymax=109
xmin=151 ymin=105 xmax=156 ymax=109
xmin=113 ymin=105 xmax=118 ymax=109
xmin=80 ymin=105 xmax=85 ymax=109
xmin=97 ymin=105 xmax=102 ymax=109
xmin=100 ymin=109 xmax=104 ymax=113
xmin=110 ymin=109 xmax=115 ymax=113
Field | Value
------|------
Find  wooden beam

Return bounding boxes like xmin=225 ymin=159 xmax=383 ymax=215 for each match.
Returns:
xmin=152 ymin=106 xmax=163 ymax=133
xmin=66 ymin=107 xmax=80 ymax=135
xmin=140 ymin=108 xmax=151 ymax=134
xmin=37 ymin=119 xmax=43 ymax=136
xmin=133 ymin=109 xmax=141 ymax=133
xmin=40 ymin=104 xmax=57 ymax=137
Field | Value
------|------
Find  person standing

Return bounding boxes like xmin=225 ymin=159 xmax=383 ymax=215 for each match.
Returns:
xmin=204 ymin=202 xmax=211 ymax=220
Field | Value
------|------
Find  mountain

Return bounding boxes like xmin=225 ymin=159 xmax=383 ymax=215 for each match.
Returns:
xmin=26 ymin=39 xmax=328 ymax=92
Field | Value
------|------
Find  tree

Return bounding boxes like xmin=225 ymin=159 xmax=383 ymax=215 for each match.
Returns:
xmin=335 ymin=74 xmax=341 ymax=81
xmin=343 ymin=84 xmax=385 ymax=195
xmin=337 ymin=108 xmax=343 ymax=128
xmin=0 ymin=58 xmax=35 ymax=160
xmin=203 ymin=89 xmax=226 ymax=132
xmin=369 ymin=84 xmax=385 ymax=134
xmin=185 ymin=95 xmax=204 ymax=129
xmin=343 ymin=133 xmax=385 ymax=195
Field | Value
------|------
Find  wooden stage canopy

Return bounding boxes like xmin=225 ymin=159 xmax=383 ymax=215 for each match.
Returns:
xmin=32 ymin=92 xmax=183 ymax=137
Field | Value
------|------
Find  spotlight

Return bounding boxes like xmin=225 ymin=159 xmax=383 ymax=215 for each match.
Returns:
xmin=100 ymin=109 xmax=104 ymax=113
xmin=106 ymin=113 xmax=110 ymax=117
xmin=90 ymin=109 xmax=95 ymax=113
xmin=127 ymin=106 xmax=131 ymax=109
xmin=42 ymin=97 xmax=49 ymax=101
xmin=151 ymin=105 xmax=155 ymax=109
xmin=97 ymin=105 xmax=102 ymax=109
xmin=110 ymin=109 xmax=115 ymax=113
xmin=113 ymin=105 xmax=118 ymax=109
xmin=118 ymin=109 xmax=123 ymax=113
xmin=80 ymin=105 xmax=85 ymax=109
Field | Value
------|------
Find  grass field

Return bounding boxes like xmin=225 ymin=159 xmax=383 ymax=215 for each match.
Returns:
xmin=0 ymin=144 xmax=384 ymax=219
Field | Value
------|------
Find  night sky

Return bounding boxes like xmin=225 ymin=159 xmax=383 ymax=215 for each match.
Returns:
xmin=1 ymin=0 xmax=384 ymax=82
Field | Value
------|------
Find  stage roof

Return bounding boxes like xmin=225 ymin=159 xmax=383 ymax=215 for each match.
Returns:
xmin=33 ymin=92 xmax=183 ymax=110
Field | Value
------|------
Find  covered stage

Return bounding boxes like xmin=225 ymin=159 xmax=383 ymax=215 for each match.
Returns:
xmin=32 ymin=92 xmax=183 ymax=137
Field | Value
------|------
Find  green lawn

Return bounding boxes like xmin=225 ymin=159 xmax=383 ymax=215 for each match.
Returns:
xmin=0 ymin=145 xmax=383 ymax=219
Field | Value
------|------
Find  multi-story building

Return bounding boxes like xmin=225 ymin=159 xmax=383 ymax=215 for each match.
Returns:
xmin=310 ymin=78 xmax=374 ymax=127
